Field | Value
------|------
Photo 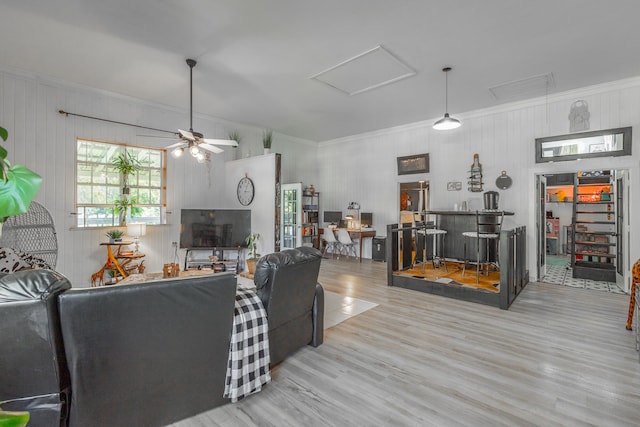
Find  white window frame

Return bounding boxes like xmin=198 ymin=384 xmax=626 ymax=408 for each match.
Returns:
xmin=75 ymin=139 xmax=166 ymax=228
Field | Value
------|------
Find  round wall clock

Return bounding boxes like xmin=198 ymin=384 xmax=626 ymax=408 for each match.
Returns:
xmin=237 ymin=176 xmax=255 ymax=206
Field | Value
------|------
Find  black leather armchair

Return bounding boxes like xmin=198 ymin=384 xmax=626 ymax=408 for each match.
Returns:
xmin=0 ymin=269 xmax=71 ymax=427
xmin=254 ymin=246 xmax=324 ymax=366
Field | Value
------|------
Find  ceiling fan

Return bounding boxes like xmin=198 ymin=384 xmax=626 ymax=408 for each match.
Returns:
xmin=166 ymin=58 xmax=238 ymax=161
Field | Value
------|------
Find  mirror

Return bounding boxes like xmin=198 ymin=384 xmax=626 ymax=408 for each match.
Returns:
xmin=535 ymin=127 xmax=631 ymax=163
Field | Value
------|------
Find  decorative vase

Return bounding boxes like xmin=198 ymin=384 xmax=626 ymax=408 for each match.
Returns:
xmin=247 ymin=258 xmax=258 ymax=275
xmin=263 ymin=148 xmax=271 ymax=155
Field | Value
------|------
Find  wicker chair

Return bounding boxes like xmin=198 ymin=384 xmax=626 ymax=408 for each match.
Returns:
xmin=0 ymin=201 xmax=58 ymax=268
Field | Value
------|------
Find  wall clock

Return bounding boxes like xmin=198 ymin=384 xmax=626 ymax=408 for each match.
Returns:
xmin=237 ymin=175 xmax=255 ymax=206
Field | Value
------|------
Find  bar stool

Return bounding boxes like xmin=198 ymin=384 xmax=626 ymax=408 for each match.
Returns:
xmin=462 ymin=211 xmax=504 ymax=283
xmin=415 ymin=225 xmax=448 ymax=273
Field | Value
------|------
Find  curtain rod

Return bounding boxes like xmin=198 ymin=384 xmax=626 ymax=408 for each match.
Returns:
xmin=58 ymin=110 xmax=175 ymax=135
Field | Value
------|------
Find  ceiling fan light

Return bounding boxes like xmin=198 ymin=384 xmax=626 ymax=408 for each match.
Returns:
xmin=433 ymin=113 xmax=461 ymax=130
xmin=171 ymin=147 xmax=184 ymax=158
xmin=190 ymin=145 xmax=200 ymax=157
xmin=196 ymin=152 xmax=206 ymax=163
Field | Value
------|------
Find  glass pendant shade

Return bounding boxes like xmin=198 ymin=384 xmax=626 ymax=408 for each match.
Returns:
xmin=189 ymin=145 xmax=200 ymax=157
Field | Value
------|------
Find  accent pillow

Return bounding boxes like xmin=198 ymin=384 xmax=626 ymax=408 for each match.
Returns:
xmin=0 ymin=247 xmax=32 ymax=273
xmin=0 ymin=247 xmax=52 ymax=273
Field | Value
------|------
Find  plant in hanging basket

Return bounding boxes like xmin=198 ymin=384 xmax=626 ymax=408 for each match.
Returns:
xmin=111 ymin=152 xmax=141 ymax=194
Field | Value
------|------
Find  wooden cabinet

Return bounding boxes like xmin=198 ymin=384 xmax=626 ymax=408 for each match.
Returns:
xmin=301 ymin=191 xmax=320 ymax=249
xmin=571 ymin=172 xmax=616 ymax=281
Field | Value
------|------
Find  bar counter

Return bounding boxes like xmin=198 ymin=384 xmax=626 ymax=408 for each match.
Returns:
xmin=424 ymin=210 xmax=514 ymax=261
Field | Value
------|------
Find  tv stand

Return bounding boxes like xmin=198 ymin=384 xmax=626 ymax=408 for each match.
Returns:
xmin=184 ymin=247 xmax=244 ymax=274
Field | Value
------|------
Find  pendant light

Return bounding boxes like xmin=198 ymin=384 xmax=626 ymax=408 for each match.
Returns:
xmin=433 ymin=67 xmax=461 ymax=130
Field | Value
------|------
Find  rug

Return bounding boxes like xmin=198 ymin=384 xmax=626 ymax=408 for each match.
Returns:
xmin=323 ymin=291 xmax=378 ymax=329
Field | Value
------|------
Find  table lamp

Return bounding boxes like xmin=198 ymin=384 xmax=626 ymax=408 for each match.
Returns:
xmin=127 ymin=223 xmax=147 ymax=254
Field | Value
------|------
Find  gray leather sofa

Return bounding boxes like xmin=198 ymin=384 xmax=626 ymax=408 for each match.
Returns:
xmin=0 ymin=246 xmax=325 ymax=427
xmin=58 ymin=272 xmax=237 ymax=427
xmin=0 ymin=269 xmax=71 ymax=427
xmin=254 ymin=246 xmax=324 ymax=365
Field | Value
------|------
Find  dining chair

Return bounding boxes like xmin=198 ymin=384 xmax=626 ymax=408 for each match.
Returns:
xmin=337 ymin=229 xmax=357 ymax=259
xmin=321 ymin=228 xmax=341 ymax=259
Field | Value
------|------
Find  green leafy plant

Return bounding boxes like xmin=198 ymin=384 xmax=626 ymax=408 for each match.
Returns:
xmin=0 ymin=126 xmax=43 ymax=223
xmin=0 ymin=407 xmax=30 ymax=427
xmin=228 ymin=130 xmax=242 ymax=145
xmin=262 ymin=130 xmax=273 ymax=149
xmin=105 ymin=229 xmax=124 ymax=241
xmin=245 ymin=233 xmax=261 ymax=259
xmin=111 ymin=152 xmax=141 ymax=194
xmin=113 ymin=196 xmax=142 ymax=226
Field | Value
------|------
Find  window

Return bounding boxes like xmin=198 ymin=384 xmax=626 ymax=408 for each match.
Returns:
xmin=76 ymin=139 xmax=166 ymax=227
xmin=535 ymin=127 xmax=632 ymax=163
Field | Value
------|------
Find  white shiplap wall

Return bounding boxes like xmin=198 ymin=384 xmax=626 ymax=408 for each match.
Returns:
xmin=3 ymin=63 xmax=639 ymax=287
xmin=0 ymin=67 xmax=316 ymax=287
xmin=318 ymin=77 xmax=640 ymax=284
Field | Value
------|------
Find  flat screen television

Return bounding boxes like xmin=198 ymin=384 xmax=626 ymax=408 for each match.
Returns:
xmin=180 ymin=209 xmax=251 ymax=249
xmin=323 ymin=210 xmax=342 ymax=224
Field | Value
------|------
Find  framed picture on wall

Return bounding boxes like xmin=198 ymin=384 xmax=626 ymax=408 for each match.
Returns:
xmin=397 ymin=153 xmax=429 ymax=175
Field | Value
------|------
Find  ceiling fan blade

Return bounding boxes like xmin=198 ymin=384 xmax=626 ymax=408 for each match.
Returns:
xmin=138 ymin=134 xmax=179 ymax=140
xmin=165 ymin=141 xmax=187 ymax=149
xmin=203 ymin=138 xmax=239 ymax=147
xmin=178 ymin=129 xmax=196 ymax=141
xmin=199 ymin=143 xmax=224 ymax=154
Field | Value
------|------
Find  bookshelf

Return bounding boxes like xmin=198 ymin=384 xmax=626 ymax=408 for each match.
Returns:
xmin=302 ymin=191 xmax=320 ymax=249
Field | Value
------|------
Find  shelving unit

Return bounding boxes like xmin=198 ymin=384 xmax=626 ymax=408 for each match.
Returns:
xmin=571 ymin=172 xmax=616 ymax=281
xmin=301 ymin=191 xmax=320 ymax=249
xmin=184 ymin=247 xmax=243 ymax=274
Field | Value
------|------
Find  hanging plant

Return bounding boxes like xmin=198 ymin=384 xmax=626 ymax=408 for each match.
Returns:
xmin=111 ymin=152 xmax=141 ymax=194
xmin=0 ymin=126 xmax=43 ymax=224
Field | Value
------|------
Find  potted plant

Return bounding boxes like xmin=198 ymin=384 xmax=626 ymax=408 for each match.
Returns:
xmin=228 ymin=130 xmax=242 ymax=145
xmin=106 ymin=229 xmax=124 ymax=243
xmin=262 ymin=130 xmax=272 ymax=154
xmin=0 ymin=407 xmax=30 ymax=427
xmin=0 ymin=126 xmax=43 ymax=238
xmin=111 ymin=152 xmax=141 ymax=195
xmin=113 ymin=196 xmax=142 ymax=226
xmin=245 ymin=232 xmax=261 ymax=274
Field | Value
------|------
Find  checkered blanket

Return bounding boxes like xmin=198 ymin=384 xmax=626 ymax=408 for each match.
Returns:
xmin=224 ymin=287 xmax=271 ymax=402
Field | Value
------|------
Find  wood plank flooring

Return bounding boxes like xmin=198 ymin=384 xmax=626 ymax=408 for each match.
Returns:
xmin=171 ymin=259 xmax=640 ymax=427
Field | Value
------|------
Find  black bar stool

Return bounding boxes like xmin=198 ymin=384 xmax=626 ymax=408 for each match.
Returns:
xmin=462 ymin=211 xmax=504 ymax=283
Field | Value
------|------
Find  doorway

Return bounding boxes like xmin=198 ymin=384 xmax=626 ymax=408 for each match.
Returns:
xmin=536 ymin=169 xmax=628 ymax=294
xmin=399 ymin=181 xmax=429 ymax=224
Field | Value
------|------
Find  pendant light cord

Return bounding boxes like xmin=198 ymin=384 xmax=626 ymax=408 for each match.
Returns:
xmin=187 ymin=59 xmax=197 ymax=132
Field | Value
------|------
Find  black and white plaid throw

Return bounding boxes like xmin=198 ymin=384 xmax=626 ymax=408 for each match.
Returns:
xmin=224 ymin=287 xmax=271 ymax=402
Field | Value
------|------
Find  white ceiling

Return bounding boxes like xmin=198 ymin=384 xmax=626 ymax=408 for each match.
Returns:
xmin=1 ymin=0 xmax=640 ymax=142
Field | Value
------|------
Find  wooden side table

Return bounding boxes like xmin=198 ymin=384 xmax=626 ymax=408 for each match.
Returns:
xmin=91 ymin=242 xmax=145 ymax=286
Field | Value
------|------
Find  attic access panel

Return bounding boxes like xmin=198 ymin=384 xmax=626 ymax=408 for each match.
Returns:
xmin=535 ymin=127 xmax=632 ymax=163
xmin=310 ymin=45 xmax=416 ymax=96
